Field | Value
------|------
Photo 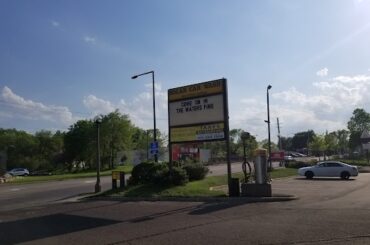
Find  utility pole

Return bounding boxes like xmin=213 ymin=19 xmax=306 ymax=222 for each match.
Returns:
xmin=277 ymin=118 xmax=282 ymax=150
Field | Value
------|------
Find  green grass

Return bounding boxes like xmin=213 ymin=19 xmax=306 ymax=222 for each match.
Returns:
xmin=106 ymin=168 xmax=298 ymax=198
xmin=7 ymin=165 xmax=133 ymax=184
xmin=332 ymin=158 xmax=370 ymax=166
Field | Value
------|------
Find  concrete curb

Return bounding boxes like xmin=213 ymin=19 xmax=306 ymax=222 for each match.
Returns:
xmin=81 ymin=193 xmax=298 ymax=203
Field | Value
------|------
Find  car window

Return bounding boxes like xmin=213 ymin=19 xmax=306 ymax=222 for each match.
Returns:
xmin=327 ymin=162 xmax=342 ymax=167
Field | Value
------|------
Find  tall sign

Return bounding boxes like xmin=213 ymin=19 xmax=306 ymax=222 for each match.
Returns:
xmin=168 ymin=78 xmax=233 ymax=194
xmin=168 ymin=78 xmax=228 ymax=143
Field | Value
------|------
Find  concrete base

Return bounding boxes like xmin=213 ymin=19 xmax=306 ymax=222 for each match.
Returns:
xmin=241 ymin=183 xmax=272 ymax=197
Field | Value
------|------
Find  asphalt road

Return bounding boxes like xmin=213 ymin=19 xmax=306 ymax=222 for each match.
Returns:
xmin=1 ymin=173 xmax=370 ymax=244
xmin=0 ymin=176 xmax=113 ymax=212
xmin=0 ymin=163 xmax=249 ymax=212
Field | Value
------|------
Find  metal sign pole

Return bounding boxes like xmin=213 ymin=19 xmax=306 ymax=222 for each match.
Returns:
xmin=222 ymin=79 xmax=232 ymax=194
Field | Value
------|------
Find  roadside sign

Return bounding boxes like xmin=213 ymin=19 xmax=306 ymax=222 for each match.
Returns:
xmin=363 ymin=143 xmax=370 ymax=150
xmin=150 ymin=141 xmax=158 ymax=150
xmin=150 ymin=141 xmax=158 ymax=155
xmin=361 ymin=130 xmax=370 ymax=144
xmin=168 ymin=78 xmax=227 ymax=143
xmin=270 ymin=151 xmax=285 ymax=161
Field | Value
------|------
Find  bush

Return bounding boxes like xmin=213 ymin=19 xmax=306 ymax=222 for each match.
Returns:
xmin=183 ymin=163 xmax=209 ymax=181
xmin=129 ymin=162 xmax=159 ymax=185
xmin=285 ymin=161 xmax=313 ymax=169
xmin=169 ymin=167 xmax=188 ymax=186
xmin=151 ymin=164 xmax=170 ymax=185
xmin=128 ymin=162 xmax=191 ymax=186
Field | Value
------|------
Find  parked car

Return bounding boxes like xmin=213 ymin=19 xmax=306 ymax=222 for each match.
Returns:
xmin=298 ymin=161 xmax=358 ymax=180
xmin=7 ymin=168 xmax=30 ymax=176
xmin=30 ymin=170 xmax=52 ymax=176
xmin=284 ymin=155 xmax=294 ymax=161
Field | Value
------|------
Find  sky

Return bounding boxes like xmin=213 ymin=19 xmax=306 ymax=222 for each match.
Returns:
xmin=1 ymin=0 xmax=370 ymax=142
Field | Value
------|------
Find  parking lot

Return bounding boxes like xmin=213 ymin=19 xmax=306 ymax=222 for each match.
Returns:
xmin=1 ymin=173 xmax=370 ymax=244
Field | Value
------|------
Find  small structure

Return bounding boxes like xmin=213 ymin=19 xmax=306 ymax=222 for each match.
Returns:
xmin=241 ymin=149 xmax=272 ymax=197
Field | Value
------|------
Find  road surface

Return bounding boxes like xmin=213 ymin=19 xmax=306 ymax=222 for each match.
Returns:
xmin=0 ymin=161 xmax=284 ymax=212
xmin=1 ymin=173 xmax=369 ymax=244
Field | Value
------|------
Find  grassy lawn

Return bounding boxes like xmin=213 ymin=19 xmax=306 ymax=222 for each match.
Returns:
xmin=105 ymin=167 xmax=298 ymax=198
xmin=332 ymin=158 xmax=370 ymax=166
xmin=6 ymin=164 xmax=133 ymax=184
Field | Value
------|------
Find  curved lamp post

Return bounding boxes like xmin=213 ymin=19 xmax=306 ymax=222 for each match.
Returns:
xmin=132 ymin=71 xmax=158 ymax=163
xmin=95 ymin=117 xmax=102 ymax=193
xmin=265 ymin=85 xmax=272 ymax=171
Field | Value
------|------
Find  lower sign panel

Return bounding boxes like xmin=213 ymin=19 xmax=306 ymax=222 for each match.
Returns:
xmin=170 ymin=123 xmax=225 ymax=143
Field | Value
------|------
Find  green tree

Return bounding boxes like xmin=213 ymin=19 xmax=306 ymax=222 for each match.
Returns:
xmin=324 ymin=131 xmax=338 ymax=156
xmin=64 ymin=119 xmax=95 ymax=171
xmin=0 ymin=129 xmax=38 ymax=170
xmin=100 ymin=111 xmax=133 ymax=169
xmin=336 ymin=129 xmax=349 ymax=154
xmin=280 ymin=136 xmax=293 ymax=151
xmin=347 ymin=108 xmax=370 ymax=151
xmin=292 ymin=130 xmax=315 ymax=151
xmin=309 ymin=134 xmax=326 ymax=160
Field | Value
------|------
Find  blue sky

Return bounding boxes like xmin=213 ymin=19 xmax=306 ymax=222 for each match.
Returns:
xmin=1 ymin=0 xmax=370 ymax=141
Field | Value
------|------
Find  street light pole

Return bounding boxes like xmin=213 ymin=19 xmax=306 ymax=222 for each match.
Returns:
xmin=266 ymin=85 xmax=272 ymax=171
xmin=95 ymin=118 xmax=102 ymax=193
xmin=132 ymin=71 xmax=158 ymax=163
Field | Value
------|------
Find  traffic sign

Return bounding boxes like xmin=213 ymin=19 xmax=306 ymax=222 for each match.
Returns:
xmin=150 ymin=141 xmax=158 ymax=150
xmin=150 ymin=141 xmax=158 ymax=155
xmin=361 ymin=130 xmax=370 ymax=144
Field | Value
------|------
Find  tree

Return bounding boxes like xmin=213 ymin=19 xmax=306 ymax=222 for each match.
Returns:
xmin=347 ymin=108 xmax=370 ymax=151
xmin=241 ymin=133 xmax=258 ymax=159
xmin=99 ymin=111 xmax=133 ymax=169
xmin=259 ymin=139 xmax=278 ymax=153
xmin=336 ymin=129 xmax=349 ymax=154
xmin=64 ymin=119 xmax=95 ymax=171
xmin=280 ymin=136 xmax=293 ymax=151
xmin=0 ymin=129 xmax=38 ymax=170
xmin=309 ymin=135 xmax=326 ymax=160
xmin=292 ymin=130 xmax=315 ymax=151
xmin=324 ymin=131 xmax=338 ymax=156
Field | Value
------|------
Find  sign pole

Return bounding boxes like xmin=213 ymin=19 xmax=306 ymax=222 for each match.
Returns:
xmin=223 ymin=79 xmax=232 ymax=194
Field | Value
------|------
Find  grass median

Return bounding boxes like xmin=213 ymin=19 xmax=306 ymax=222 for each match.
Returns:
xmin=5 ymin=165 xmax=133 ymax=184
xmin=103 ymin=167 xmax=298 ymax=198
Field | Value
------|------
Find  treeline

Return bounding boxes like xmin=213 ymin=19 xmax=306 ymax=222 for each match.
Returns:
xmin=1 ymin=108 xmax=369 ymax=172
xmin=280 ymin=108 xmax=370 ymax=157
xmin=0 ymin=110 xmax=165 ymax=172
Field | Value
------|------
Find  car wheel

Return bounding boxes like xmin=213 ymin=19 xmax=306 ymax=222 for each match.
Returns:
xmin=341 ymin=171 xmax=350 ymax=180
xmin=305 ymin=171 xmax=314 ymax=179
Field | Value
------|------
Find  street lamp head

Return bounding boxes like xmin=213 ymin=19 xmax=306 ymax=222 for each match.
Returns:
xmin=131 ymin=75 xmax=138 ymax=79
xmin=267 ymin=85 xmax=272 ymax=90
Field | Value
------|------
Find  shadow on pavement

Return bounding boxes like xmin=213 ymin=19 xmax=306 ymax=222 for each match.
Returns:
xmin=189 ymin=200 xmax=251 ymax=215
xmin=295 ymin=177 xmax=355 ymax=181
xmin=0 ymin=213 xmax=120 ymax=244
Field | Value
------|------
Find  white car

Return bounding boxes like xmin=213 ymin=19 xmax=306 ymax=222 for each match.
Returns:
xmin=298 ymin=161 xmax=358 ymax=180
xmin=7 ymin=168 xmax=30 ymax=176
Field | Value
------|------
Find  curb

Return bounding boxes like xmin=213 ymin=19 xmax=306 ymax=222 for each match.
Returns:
xmin=81 ymin=194 xmax=298 ymax=203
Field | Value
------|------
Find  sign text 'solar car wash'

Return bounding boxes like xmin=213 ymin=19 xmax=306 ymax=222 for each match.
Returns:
xmin=168 ymin=79 xmax=228 ymax=143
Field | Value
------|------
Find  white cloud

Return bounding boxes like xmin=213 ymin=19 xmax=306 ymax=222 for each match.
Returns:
xmin=229 ymin=73 xmax=370 ymax=141
xmin=316 ymin=67 xmax=328 ymax=77
xmin=51 ymin=20 xmax=60 ymax=27
xmin=84 ymin=84 xmax=168 ymax=131
xmin=83 ymin=95 xmax=115 ymax=115
xmin=84 ymin=36 xmax=96 ymax=44
xmin=1 ymin=86 xmax=74 ymax=126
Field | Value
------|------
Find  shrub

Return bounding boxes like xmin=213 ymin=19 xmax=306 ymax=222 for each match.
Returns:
xmin=183 ymin=163 xmax=209 ymax=181
xmin=151 ymin=164 xmax=170 ymax=185
xmin=285 ymin=161 xmax=313 ymax=169
xmin=169 ymin=167 xmax=188 ymax=186
xmin=129 ymin=162 xmax=167 ymax=185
